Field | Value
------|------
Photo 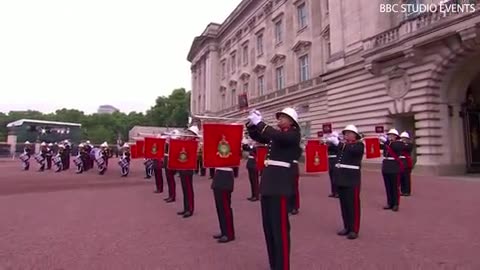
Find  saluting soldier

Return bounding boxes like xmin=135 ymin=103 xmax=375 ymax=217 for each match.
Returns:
xmin=164 ymin=133 xmax=177 ymax=203
xmin=289 ymin=145 xmax=302 ymax=215
xmin=242 ymin=138 xmax=260 ymax=201
xmin=400 ymin=131 xmax=414 ymax=196
xmin=176 ymin=126 xmax=199 ymax=218
xmin=247 ymin=107 xmax=301 ymax=270
xmin=379 ymin=129 xmax=405 ymax=212
xmin=327 ymin=125 xmax=364 ymax=240
xmin=326 ymin=132 xmax=340 ymax=198
xmin=211 ymin=166 xmax=236 ymax=243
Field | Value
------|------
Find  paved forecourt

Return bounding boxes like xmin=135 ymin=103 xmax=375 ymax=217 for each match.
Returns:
xmin=0 ymin=159 xmax=479 ymax=269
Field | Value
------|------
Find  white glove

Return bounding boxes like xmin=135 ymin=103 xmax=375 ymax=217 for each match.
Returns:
xmin=247 ymin=110 xmax=262 ymax=125
xmin=379 ymin=135 xmax=387 ymax=143
xmin=330 ymin=136 xmax=339 ymax=146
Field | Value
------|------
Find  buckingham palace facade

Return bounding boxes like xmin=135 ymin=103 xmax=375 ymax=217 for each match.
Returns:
xmin=187 ymin=0 xmax=480 ymax=176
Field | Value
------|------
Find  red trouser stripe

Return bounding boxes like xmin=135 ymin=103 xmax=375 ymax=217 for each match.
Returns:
xmin=222 ymin=191 xmax=234 ymax=238
xmin=353 ymin=187 xmax=361 ymax=233
xmin=280 ymin=197 xmax=289 ymax=270
xmin=167 ymin=171 xmax=176 ymax=199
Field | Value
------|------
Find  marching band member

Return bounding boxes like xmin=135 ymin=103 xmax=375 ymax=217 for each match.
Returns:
xmin=242 ymin=137 xmax=259 ymax=201
xmin=195 ymin=141 xmax=206 ymax=176
xmin=75 ymin=144 xmax=87 ymax=174
xmin=289 ymin=145 xmax=302 ymax=216
xmin=176 ymin=126 xmax=199 ymax=218
xmin=46 ymin=143 xmax=54 ymax=170
xmin=64 ymin=140 xmax=71 ymax=170
xmin=21 ymin=141 xmax=33 ymax=171
xmin=84 ymin=140 xmax=93 ymax=170
xmin=59 ymin=144 xmax=67 ymax=171
xmin=164 ymin=131 xmax=178 ymax=203
xmin=98 ymin=142 xmax=109 ymax=175
xmin=38 ymin=142 xmax=48 ymax=172
xmin=120 ymin=143 xmax=131 ymax=177
xmin=153 ymin=136 xmax=167 ymax=193
xmin=247 ymin=107 xmax=301 ymax=270
xmin=328 ymin=125 xmax=364 ymax=240
xmin=209 ymin=168 xmax=215 ymax=179
xmin=326 ymin=132 xmax=340 ymax=198
xmin=400 ymin=131 xmax=414 ymax=196
xmin=144 ymin=158 xmax=154 ymax=179
xmin=211 ymin=165 xmax=236 ymax=243
xmin=380 ymin=129 xmax=405 ymax=212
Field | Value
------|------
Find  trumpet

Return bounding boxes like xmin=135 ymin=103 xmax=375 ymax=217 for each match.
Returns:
xmin=190 ymin=114 xmax=245 ymax=124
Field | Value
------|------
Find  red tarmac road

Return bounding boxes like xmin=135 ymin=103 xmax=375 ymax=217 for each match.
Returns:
xmin=0 ymin=159 xmax=479 ymax=269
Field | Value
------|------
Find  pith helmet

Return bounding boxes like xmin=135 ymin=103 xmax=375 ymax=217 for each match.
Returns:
xmin=122 ymin=143 xmax=130 ymax=148
xmin=387 ymin=129 xmax=400 ymax=137
xmin=342 ymin=124 xmax=361 ymax=139
xmin=400 ymin=131 xmax=410 ymax=139
xmin=275 ymin=107 xmax=299 ymax=128
xmin=187 ymin=125 xmax=200 ymax=136
xmin=101 ymin=142 xmax=108 ymax=147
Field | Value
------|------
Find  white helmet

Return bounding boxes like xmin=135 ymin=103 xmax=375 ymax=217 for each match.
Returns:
xmin=187 ymin=125 xmax=200 ymax=136
xmin=275 ymin=107 xmax=299 ymax=127
xmin=40 ymin=142 xmax=46 ymax=146
xmin=400 ymin=131 xmax=410 ymax=139
xmin=78 ymin=143 xmax=85 ymax=148
xmin=48 ymin=143 xmax=53 ymax=146
xmin=122 ymin=143 xmax=130 ymax=148
xmin=101 ymin=142 xmax=108 ymax=147
xmin=342 ymin=124 xmax=361 ymax=139
xmin=86 ymin=140 xmax=91 ymax=144
xmin=59 ymin=144 xmax=65 ymax=148
xmin=25 ymin=141 xmax=30 ymax=144
xmin=387 ymin=128 xmax=400 ymax=136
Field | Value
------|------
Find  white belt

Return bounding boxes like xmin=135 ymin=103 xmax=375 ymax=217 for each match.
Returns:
xmin=216 ymin=167 xmax=233 ymax=171
xmin=248 ymin=155 xmax=254 ymax=159
xmin=164 ymin=154 xmax=168 ymax=156
xmin=328 ymin=155 xmax=337 ymax=158
xmin=292 ymin=160 xmax=298 ymax=163
xmin=265 ymin=160 xmax=291 ymax=168
xmin=399 ymin=156 xmax=406 ymax=158
xmin=384 ymin=157 xmax=395 ymax=160
xmin=335 ymin=164 xmax=360 ymax=170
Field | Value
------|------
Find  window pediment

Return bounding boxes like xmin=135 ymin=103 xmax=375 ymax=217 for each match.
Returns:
xmin=292 ymin=40 xmax=312 ymax=53
xmin=240 ymin=72 xmax=250 ymax=81
xmin=229 ymin=80 xmax=237 ymax=86
xmin=272 ymin=12 xmax=284 ymax=22
xmin=253 ymin=64 xmax=267 ymax=73
xmin=270 ymin=53 xmax=286 ymax=64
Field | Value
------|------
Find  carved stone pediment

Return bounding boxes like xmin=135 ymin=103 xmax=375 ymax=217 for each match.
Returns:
xmin=235 ymin=29 xmax=242 ymax=39
xmin=248 ymin=17 xmax=256 ymax=29
xmin=270 ymin=53 xmax=286 ymax=64
xmin=263 ymin=0 xmax=273 ymax=15
xmin=253 ymin=64 xmax=266 ymax=73
xmin=364 ymin=62 xmax=380 ymax=76
xmin=292 ymin=40 xmax=312 ymax=53
xmin=386 ymin=67 xmax=410 ymax=100
xmin=240 ymin=72 xmax=250 ymax=81
xmin=220 ymin=86 xmax=227 ymax=92
xmin=321 ymin=25 xmax=330 ymax=39
xmin=229 ymin=80 xmax=237 ymax=86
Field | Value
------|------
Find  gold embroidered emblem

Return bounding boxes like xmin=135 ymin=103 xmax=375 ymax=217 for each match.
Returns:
xmin=216 ymin=135 xmax=232 ymax=158
xmin=152 ymin=143 xmax=157 ymax=155
xmin=178 ymin=147 xmax=188 ymax=163
xmin=313 ymin=151 xmax=320 ymax=166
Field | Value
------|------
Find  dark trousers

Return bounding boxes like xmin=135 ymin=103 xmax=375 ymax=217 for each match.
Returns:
xmin=180 ymin=174 xmax=194 ymax=213
xmin=233 ymin=167 xmax=239 ymax=178
xmin=261 ymin=195 xmax=290 ymax=270
xmin=154 ymin=162 xmax=163 ymax=192
xmin=289 ymin=175 xmax=300 ymax=211
xmin=165 ymin=169 xmax=176 ymax=200
xmin=121 ymin=165 xmax=129 ymax=176
xmin=65 ymin=155 xmax=70 ymax=170
xmin=400 ymin=170 xmax=412 ymax=195
xmin=383 ymin=172 xmax=401 ymax=207
xmin=145 ymin=166 xmax=153 ymax=178
xmin=328 ymin=168 xmax=338 ymax=195
xmin=247 ymin=168 xmax=259 ymax=198
xmin=46 ymin=156 xmax=52 ymax=170
xmin=209 ymin=168 xmax=215 ymax=178
xmin=196 ymin=160 xmax=206 ymax=176
xmin=214 ymin=189 xmax=235 ymax=239
xmin=337 ymin=186 xmax=361 ymax=233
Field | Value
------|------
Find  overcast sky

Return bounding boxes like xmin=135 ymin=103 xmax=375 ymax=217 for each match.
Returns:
xmin=0 ymin=0 xmax=241 ymax=114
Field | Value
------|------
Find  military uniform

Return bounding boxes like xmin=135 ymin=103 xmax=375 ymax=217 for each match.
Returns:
xmin=211 ymin=167 xmax=236 ymax=243
xmin=247 ymin=109 xmax=301 ymax=270
xmin=153 ymin=159 xmax=164 ymax=193
xmin=46 ymin=145 xmax=53 ymax=170
xmin=209 ymin=168 xmax=215 ymax=179
xmin=22 ymin=145 xmax=32 ymax=171
xmin=120 ymin=146 xmax=131 ymax=177
xmin=144 ymin=158 xmax=154 ymax=179
xmin=327 ymin=141 xmax=339 ymax=198
xmin=330 ymin=126 xmax=364 ymax=240
xmin=242 ymin=143 xmax=259 ymax=201
xmin=178 ymin=169 xmax=195 ymax=218
xmin=381 ymin=130 xmax=405 ymax=212
xmin=64 ymin=143 xmax=71 ymax=170
xmin=400 ymin=140 xmax=414 ymax=196
xmin=195 ymin=143 xmax=206 ymax=176
xmin=39 ymin=145 xmax=48 ymax=171
xmin=164 ymin=142 xmax=176 ymax=203
xmin=288 ymin=147 xmax=302 ymax=215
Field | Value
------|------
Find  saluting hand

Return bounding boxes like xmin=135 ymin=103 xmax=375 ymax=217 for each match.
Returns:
xmin=379 ymin=135 xmax=387 ymax=143
xmin=247 ymin=110 xmax=262 ymax=125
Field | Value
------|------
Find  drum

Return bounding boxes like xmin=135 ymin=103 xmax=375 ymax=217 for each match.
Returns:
xmin=118 ymin=158 xmax=129 ymax=168
xmin=144 ymin=159 xmax=154 ymax=168
xmin=73 ymin=156 xmax=83 ymax=166
xmin=53 ymin=155 xmax=62 ymax=165
xmin=19 ymin=153 xmax=29 ymax=162
xmin=34 ymin=154 xmax=45 ymax=163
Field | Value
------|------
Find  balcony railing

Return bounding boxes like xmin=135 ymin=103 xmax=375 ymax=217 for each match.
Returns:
xmin=363 ymin=3 xmax=480 ymax=51
xmin=216 ymin=77 xmax=323 ymax=115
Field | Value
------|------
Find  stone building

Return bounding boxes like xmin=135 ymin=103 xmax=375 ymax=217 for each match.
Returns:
xmin=187 ymin=0 xmax=480 ymax=175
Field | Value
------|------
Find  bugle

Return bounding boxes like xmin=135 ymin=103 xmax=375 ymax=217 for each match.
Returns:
xmin=190 ymin=114 xmax=245 ymax=123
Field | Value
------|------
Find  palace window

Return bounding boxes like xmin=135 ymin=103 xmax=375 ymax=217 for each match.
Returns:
xmin=297 ymin=3 xmax=308 ymax=29
xmin=231 ymin=89 xmax=236 ymax=106
xmin=275 ymin=20 xmax=283 ymax=44
xmin=231 ymin=54 xmax=236 ymax=73
xmin=299 ymin=54 xmax=309 ymax=82
xmin=276 ymin=66 xmax=285 ymax=90
xmin=243 ymin=45 xmax=249 ymax=65
xmin=258 ymin=75 xmax=265 ymax=96
xmin=257 ymin=34 xmax=264 ymax=56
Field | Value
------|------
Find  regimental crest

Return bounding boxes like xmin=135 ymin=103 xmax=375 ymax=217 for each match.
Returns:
xmin=216 ymin=135 xmax=232 ymax=158
xmin=178 ymin=147 xmax=188 ymax=163
xmin=152 ymin=143 xmax=157 ymax=155
xmin=313 ymin=151 xmax=320 ymax=166
xmin=370 ymin=144 xmax=375 ymax=154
